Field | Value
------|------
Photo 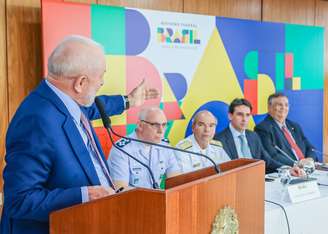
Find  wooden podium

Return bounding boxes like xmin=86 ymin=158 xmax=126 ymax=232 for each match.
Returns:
xmin=50 ymin=159 xmax=265 ymax=234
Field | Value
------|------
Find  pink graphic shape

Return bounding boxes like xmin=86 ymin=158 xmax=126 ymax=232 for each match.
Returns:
xmin=42 ymin=0 xmax=91 ymax=76
xmin=126 ymin=56 xmax=162 ymax=124
xmin=162 ymin=102 xmax=184 ymax=120
xmin=285 ymin=53 xmax=294 ymax=78
xmin=244 ymin=79 xmax=258 ymax=114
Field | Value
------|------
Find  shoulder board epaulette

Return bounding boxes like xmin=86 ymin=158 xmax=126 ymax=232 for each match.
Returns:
xmin=161 ymin=138 xmax=170 ymax=144
xmin=116 ymin=138 xmax=131 ymax=148
xmin=210 ymin=139 xmax=222 ymax=147
xmin=176 ymin=139 xmax=193 ymax=150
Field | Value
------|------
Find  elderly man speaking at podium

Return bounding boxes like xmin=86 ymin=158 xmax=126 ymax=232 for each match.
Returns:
xmin=0 ymin=35 xmax=159 ymax=234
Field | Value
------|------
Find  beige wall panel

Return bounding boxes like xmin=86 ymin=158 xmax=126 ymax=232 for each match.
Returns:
xmin=6 ymin=0 xmax=42 ymax=119
xmin=65 ymin=0 xmax=96 ymax=3
xmin=97 ymin=0 xmax=183 ymax=12
xmin=183 ymin=0 xmax=261 ymax=20
xmin=263 ymin=0 xmax=315 ymax=25
xmin=0 ymin=0 xmax=7 ymax=195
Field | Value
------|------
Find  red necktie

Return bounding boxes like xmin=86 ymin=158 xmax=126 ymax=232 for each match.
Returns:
xmin=282 ymin=126 xmax=305 ymax=160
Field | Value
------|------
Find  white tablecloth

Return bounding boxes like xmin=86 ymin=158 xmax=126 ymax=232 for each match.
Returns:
xmin=265 ymin=170 xmax=328 ymax=234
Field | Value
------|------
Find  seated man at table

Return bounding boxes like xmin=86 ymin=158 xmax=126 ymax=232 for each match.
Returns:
xmin=254 ymin=93 xmax=317 ymax=167
xmin=108 ymin=107 xmax=181 ymax=189
xmin=215 ymin=98 xmax=304 ymax=175
xmin=174 ymin=110 xmax=230 ymax=173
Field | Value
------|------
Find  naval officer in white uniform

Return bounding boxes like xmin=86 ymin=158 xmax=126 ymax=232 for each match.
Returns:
xmin=175 ymin=110 xmax=230 ymax=173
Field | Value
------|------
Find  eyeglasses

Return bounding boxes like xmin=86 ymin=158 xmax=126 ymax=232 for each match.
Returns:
xmin=141 ymin=120 xmax=167 ymax=129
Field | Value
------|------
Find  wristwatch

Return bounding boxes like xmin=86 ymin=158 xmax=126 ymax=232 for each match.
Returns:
xmin=124 ymin=95 xmax=130 ymax=110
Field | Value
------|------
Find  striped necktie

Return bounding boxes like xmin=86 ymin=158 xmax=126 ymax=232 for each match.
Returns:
xmin=80 ymin=112 xmax=115 ymax=189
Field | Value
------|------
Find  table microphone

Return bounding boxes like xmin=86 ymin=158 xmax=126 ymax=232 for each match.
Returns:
xmin=273 ymin=145 xmax=297 ymax=165
xmin=311 ymin=148 xmax=328 ymax=158
xmin=94 ymin=97 xmax=221 ymax=174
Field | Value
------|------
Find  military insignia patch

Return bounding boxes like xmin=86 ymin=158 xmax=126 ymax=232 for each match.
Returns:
xmin=133 ymin=178 xmax=139 ymax=184
xmin=210 ymin=139 xmax=223 ymax=147
xmin=116 ymin=138 xmax=131 ymax=148
xmin=176 ymin=139 xmax=192 ymax=150
xmin=192 ymin=163 xmax=201 ymax=168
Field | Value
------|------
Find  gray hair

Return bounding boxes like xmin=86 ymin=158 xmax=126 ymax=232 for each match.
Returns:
xmin=267 ymin=92 xmax=288 ymax=105
xmin=47 ymin=35 xmax=105 ymax=78
xmin=192 ymin=110 xmax=217 ymax=124
xmin=138 ymin=106 xmax=164 ymax=121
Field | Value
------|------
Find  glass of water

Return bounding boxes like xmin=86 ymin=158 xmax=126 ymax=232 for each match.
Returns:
xmin=277 ymin=166 xmax=292 ymax=185
xmin=297 ymin=159 xmax=315 ymax=177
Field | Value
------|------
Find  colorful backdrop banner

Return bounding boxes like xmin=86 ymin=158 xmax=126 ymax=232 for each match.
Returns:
xmin=42 ymin=0 xmax=324 ymax=160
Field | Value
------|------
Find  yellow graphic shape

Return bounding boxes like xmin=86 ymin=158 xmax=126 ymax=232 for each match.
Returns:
xmin=292 ymin=77 xmax=301 ymax=90
xmin=162 ymin=75 xmax=178 ymax=102
xmin=173 ymin=31 xmax=181 ymax=42
xmin=257 ymin=74 xmax=275 ymax=114
xmin=157 ymin=32 xmax=162 ymax=43
xmin=92 ymin=55 xmax=126 ymax=127
xmin=168 ymin=28 xmax=255 ymax=146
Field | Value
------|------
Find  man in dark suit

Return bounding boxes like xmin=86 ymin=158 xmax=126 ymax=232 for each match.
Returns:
xmin=254 ymin=93 xmax=317 ymax=167
xmin=215 ymin=98 xmax=303 ymax=174
xmin=0 ymin=35 xmax=159 ymax=234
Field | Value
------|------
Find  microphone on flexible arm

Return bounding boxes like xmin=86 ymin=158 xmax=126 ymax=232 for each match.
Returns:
xmin=94 ymin=97 xmax=221 ymax=174
xmin=269 ymin=125 xmax=297 ymax=165
xmin=311 ymin=148 xmax=328 ymax=171
xmin=311 ymin=148 xmax=328 ymax=158
xmin=273 ymin=145 xmax=297 ymax=165
xmin=95 ymin=98 xmax=159 ymax=189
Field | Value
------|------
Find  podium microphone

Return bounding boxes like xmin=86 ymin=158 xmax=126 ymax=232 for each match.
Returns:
xmin=95 ymin=97 xmax=220 ymax=174
xmin=95 ymin=98 xmax=159 ymax=189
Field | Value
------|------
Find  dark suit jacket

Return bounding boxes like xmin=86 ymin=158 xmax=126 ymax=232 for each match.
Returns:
xmin=214 ymin=127 xmax=283 ymax=172
xmin=254 ymin=115 xmax=317 ymax=167
xmin=0 ymin=80 xmax=125 ymax=234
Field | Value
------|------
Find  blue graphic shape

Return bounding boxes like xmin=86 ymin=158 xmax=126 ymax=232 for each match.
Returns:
xmin=126 ymin=9 xmax=150 ymax=55
xmin=184 ymin=101 xmax=229 ymax=137
xmin=284 ymin=78 xmax=293 ymax=90
xmin=285 ymin=90 xmax=323 ymax=161
xmin=253 ymin=113 xmax=267 ymax=125
xmin=216 ymin=17 xmax=284 ymax=91
xmin=164 ymin=73 xmax=188 ymax=101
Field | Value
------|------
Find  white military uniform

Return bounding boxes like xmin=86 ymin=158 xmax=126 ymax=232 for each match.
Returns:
xmin=175 ymin=134 xmax=230 ymax=173
xmin=107 ymin=132 xmax=180 ymax=189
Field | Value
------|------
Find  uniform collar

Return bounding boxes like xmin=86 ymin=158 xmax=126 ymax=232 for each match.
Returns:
xmin=133 ymin=131 xmax=165 ymax=151
xmin=190 ymin=134 xmax=209 ymax=153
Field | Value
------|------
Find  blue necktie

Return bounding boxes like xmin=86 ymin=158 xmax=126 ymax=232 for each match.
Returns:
xmin=238 ymin=134 xmax=252 ymax=158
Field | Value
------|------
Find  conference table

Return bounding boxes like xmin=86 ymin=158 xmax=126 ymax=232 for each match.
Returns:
xmin=265 ymin=170 xmax=328 ymax=234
